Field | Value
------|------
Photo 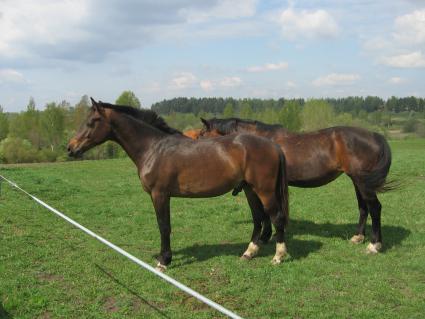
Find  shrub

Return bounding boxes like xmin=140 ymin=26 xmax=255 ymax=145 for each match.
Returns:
xmin=0 ymin=137 xmax=39 ymax=163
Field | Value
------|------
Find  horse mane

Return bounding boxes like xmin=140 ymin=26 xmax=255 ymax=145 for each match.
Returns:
xmin=208 ymin=117 xmax=284 ymax=134
xmin=99 ymin=102 xmax=182 ymax=135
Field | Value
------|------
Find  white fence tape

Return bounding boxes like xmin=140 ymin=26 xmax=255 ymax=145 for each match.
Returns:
xmin=0 ymin=175 xmax=244 ymax=319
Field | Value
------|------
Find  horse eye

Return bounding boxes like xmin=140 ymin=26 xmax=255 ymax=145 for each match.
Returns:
xmin=86 ymin=117 xmax=100 ymax=128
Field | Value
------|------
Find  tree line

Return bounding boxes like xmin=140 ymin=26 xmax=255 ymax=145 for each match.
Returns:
xmin=152 ymin=96 xmax=425 ymax=115
xmin=0 ymin=93 xmax=424 ymax=164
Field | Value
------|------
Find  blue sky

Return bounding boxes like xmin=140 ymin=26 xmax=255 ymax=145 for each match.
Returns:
xmin=0 ymin=0 xmax=424 ymax=112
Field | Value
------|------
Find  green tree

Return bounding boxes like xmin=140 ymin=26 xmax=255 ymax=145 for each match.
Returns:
xmin=239 ymin=102 xmax=253 ymax=119
xmin=0 ymin=105 xmax=9 ymax=141
xmin=27 ymin=97 xmax=36 ymax=111
xmin=8 ymin=98 xmax=42 ymax=148
xmin=72 ymin=95 xmax=90 ymax=128
xmin=278 ymin=100 xmax=302 ymax=132
xmin=0 ymin=137 xmax=38 ymax=163
xmin=302 ymin=100 xmax=334 ymax=131
xmin=223 ymin=103 xmax=234 ymax=118
xmin=41 ymin=102 xmax=65 ymax=151
xmin=116 ymin=91 xmax=141 ymax=109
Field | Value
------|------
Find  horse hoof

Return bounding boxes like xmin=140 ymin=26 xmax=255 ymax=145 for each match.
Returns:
xmin=366 ymin=242 xmax=382 ymax=254
xmin=240 ymin=254 xmax=252 ymax=261
xmin=350 ymin=234 xmax=365 ymax=244
xmin=241 ymin=242 xmax=259 ymax=260
xmin=155 ymin=262 xmax=167 ymax=272
xmin=271 ymin=257 xmax=282 ymax=265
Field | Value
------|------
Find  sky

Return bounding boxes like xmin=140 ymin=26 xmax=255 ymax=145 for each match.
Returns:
xmin=0 ymin=0 xmax=424 ymax=112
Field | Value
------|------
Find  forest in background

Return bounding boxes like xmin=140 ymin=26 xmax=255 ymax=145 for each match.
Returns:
xmin=0 ymin=91 xmax=424 ymax=164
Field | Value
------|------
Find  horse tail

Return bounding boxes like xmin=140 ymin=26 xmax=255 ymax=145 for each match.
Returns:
xmin=360 ymin=133 xmax=395 ymax=193
xmin=275 ymin=146 xmax=289 ymax=226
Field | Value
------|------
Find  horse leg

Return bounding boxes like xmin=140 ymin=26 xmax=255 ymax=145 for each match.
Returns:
xmin=260 ymin=216 xmax=273 ymax=244
xmin=270 ymin=209 xmax=287 ymax=265
xmin=258 ymin=192 xmax=287 ymax=264
xmin=350 ymin=183 xmax=368 ymax=244
xmin=151 ymin=191 xmax=172 ymax=271
xmin=241 ymin=186 xmax=264 ymax=260
xmin=365 ymin=193 xmax=382 ymax=254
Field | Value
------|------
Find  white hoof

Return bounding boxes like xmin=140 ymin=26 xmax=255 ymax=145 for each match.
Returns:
xmin=271 ymin=256 xmax=282 ymax=265
xmin=155 ymin=262 xmax=167 ymax=272
xmin=271 ymin=242 xmax=287 ymax=265
xmin=366 ymin=242 xmax=382 ymax=254
xmin=242 ymin=242 xmax=259 ymax=259
xmin=350 ymin=234 xmax=365 ymax=244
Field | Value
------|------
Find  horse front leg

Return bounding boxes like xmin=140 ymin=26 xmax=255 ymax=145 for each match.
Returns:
xmin=151 ymin=191 xmax=172 ymax=271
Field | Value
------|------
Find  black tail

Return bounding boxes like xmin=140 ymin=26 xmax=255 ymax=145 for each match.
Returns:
xmin=361 ymin=133 xmax=395 ymax=193
xmin=275 ymin=147 xmax=289 ymax=226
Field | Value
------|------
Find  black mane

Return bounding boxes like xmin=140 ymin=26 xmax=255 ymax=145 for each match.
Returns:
xmin=99 ymin=102 xmax=182 ymax=135
xmin=208 ymin=117 xmax=283 ymax=134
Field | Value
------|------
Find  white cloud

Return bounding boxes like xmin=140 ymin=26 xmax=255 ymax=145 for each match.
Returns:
xmin=363 ymin=9 xmax=425 ymax=69
xmin=199 ymin=76 xmax=243 ymax=90
xmin=0 ymin=0 xmax=89 ymax=58
xmin=313 ymin=73 xmax=360 ymax=86
xmin=220 ymin=76 xmax=242 ymax=87
xmin=247 ymin=61 xmax=288 ymax=72
xmin=393 ymin=9 xmax=425 ymax=45
xmin=1 ymin=0 xmax=256 ymax=64
xmin=0 ymin=68 xmax=26 ymax=84
xmin=200 ymin=80 xmax=214 ymax=91
xmin=170 ymin=72 xmax=198 ymax=89
xmin=388 ymin=77 xmax=406 ymax=84
xmin=381 ymin=51 xmax=425 ymax=68
xmin=182 ymin=0 xmax=257 ymax=23
xmin=277 ymin=8 xmax=339 ymax=40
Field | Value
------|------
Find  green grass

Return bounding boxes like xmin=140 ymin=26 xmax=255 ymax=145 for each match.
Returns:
xmin=1 ymin=139 xmax=424 ymax=319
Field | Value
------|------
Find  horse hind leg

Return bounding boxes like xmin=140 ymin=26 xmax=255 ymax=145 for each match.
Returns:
xmin=259 ymin=216 xmax=272 ymax=244
xmin=350 ymin=182 xmax=368 ymax=244
xmin=257 ymin=192 xmax=287 ymax=264
xmin=365 ymin=193 xmax=382 ymax=254
xmin=241 ymin=186 xmax=264 ymax=260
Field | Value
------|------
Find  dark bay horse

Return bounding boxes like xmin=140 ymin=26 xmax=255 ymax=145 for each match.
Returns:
xmin=68 ymin=99 xmax=289 ymax=270
xmin=200 ymin=117 xmax=393 ymax=254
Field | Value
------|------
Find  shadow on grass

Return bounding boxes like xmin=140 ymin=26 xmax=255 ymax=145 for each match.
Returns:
xmin=172 ymin=219 xmax=410 ymax=266
xmin=0 ymin=303 xmax=12 ymax=319
xmin=173 ymin=237 xmax=323 ymax=267
xmin=289 ymin=219 xmax=411 ymax=251
xmin=95 ymin=264 xmax=171 ymax=319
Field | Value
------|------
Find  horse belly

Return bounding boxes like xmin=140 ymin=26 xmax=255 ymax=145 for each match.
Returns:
xmin=288 ymin=170 xmax=342 ymax=188
xmin=172 ymin=162 xmax=242 ymax=198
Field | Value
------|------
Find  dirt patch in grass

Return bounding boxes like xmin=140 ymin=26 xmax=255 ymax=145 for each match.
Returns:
xmin=103 ymin=296 xmax=119 ymax=313
xmin=37 ymin=311 xmax=52 ymax=319
xmin=36 ymin=272 xmax=64 ymax=282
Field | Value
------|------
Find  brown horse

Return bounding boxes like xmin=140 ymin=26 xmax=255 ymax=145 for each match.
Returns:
xmin=183 ymin=128 xmax=202 ymax=140
xmin=68 ymin=99 xmax=289 ymax=270
xmin=200 ymin=117 xmax=393 ymax=254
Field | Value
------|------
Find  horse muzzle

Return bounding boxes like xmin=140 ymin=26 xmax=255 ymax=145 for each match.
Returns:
xmin=67 ymin=139 xmax=83 ymax=157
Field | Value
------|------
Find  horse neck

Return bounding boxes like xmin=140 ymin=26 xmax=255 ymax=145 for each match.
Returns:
xmin=235 ymin=122 xmax=256 ymax=133
xmin=109 ymin=111 xmax=165 ymax=164
xmin=235 ymin=122 xmax=269 ymax=137
xmin=237 ymin=122 xmax=291 ymax=138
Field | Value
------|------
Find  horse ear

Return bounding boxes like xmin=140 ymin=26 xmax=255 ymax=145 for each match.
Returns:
xmin=200 ymin=118 xmax=210 ymax=129
xmin=91 ymin=97 xmax=105 ymax=116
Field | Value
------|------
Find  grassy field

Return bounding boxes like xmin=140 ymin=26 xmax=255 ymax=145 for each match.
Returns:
xmin=1 ymin=139 xmax=424 ymax=319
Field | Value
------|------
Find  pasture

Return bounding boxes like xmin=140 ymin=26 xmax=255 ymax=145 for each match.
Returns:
xmin=1 ymin=139 xmax=424 ymax=318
